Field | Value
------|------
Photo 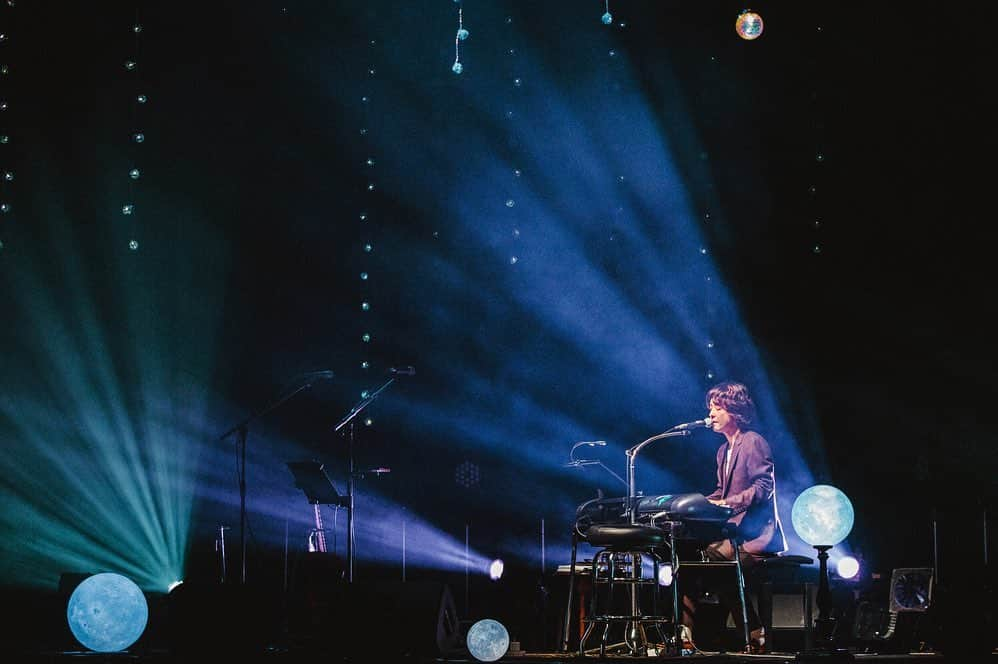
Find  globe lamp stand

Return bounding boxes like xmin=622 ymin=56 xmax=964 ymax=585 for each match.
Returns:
xmin=814 ymin=545 xmax=835 ymax=644
xmin=796 ymin=545 xmax=853 ymax=662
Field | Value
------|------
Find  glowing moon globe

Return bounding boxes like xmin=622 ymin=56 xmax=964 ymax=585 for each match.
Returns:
xmin=66 ymin=572 xmax=148 ymax=652
xmin=466 ymin=618 xmax=509 ymax=662
xmin=735 ymin=11 xmax=764 ymax=40
xmin=791 ymin=484 xmax=854 ymax=546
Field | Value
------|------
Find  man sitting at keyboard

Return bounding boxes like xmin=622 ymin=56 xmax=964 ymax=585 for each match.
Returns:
xmin=680 ymin=381 xmax=787 ymax=654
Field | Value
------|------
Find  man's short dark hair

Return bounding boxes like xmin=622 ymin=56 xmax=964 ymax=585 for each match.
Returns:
xmin=706 ymin=381 xmax=756 ymax=429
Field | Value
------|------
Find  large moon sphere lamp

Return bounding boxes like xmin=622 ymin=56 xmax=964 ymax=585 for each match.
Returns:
xmin=466 ymin=618 xmax=510 ymax=662
xmin=66 ymin=572 xmax=148 ymax=652
xmin=791 ymin=484 xmax=854 ymax=546
xmin=791 ymin=485 xmax=855 ymax=649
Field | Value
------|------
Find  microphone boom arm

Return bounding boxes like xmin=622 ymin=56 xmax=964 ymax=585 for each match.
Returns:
xmin=626 ymin=430 xmax=690 ymax=524
xmin=334 ymin=377 xmax=395 ymax=433
xmin=331 ymin=375 xmax=401 ymax=584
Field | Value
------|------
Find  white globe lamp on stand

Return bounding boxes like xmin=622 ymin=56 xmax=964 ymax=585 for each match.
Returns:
xmin=791 ymin=485 xmax=855 ymax=659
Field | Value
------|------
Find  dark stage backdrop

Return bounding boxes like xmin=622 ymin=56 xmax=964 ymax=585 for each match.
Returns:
xmin=0 ymin=0 xmax=994 ymax=611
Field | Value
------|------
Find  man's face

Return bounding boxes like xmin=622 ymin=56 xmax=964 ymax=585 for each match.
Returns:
xmin=708 ymin=399 xmax=734 ymax=432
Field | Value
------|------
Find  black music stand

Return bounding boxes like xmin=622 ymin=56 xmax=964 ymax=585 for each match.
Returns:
xmin=287 ymin=460 xmax=347 ymax=508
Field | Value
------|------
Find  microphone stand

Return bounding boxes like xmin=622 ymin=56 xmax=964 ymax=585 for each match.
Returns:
xmin=333 ymin=376 xmax=397 ymax=583
xmin=619 ymin=429 xmax=691 ymax=656
xmin=625 ymin=430 xmax=690 ymax=523
xmin=218 ymin=374 xmax=330 ymax=584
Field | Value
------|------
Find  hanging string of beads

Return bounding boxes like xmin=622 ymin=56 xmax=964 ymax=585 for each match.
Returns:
xmin=452 ymin=1 xmax=469 ymax=74
xmin=123 ymin=4 xmax=145 ymax=252
xmin=0 ymin=0 xmax=15 ymax=251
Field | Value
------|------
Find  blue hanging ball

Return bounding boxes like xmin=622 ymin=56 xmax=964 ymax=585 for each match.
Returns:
xmin=601 ymin=12 xmax=613 ymax=25
xmin=457 ymin=28 xmax=469 ymax=41
xmin=452 ymin=61 xmax=464 ymax=74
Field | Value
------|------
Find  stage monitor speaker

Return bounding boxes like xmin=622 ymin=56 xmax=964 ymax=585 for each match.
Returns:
xmin=726 ymin=585 xmax=817 ymax=628
xmin=771 ymin=588 xmax=815 ymax=628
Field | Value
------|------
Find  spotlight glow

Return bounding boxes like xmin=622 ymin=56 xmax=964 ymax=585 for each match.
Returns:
xmin=657 ymin=563 xmax=673 ymax=587
xmin=488 ymin=559 xmax=504 ymax=581
xmin=836 ymin=556 xmax=860 ymax=580
xmin=0 ymin=185 xmax=227 ymax=592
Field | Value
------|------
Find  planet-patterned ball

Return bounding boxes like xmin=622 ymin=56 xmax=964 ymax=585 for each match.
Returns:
xmin=735 ymin=11 xmax=764 ymax=40
xmin=466 ymin=618 xmax=509 ymax=662
xmin=791 ymin=484 xmax=855 ymax=546
xmin=67 ymin=572 xmax=148 ymax=652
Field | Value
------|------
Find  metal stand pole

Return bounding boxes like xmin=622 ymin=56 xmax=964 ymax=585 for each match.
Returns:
xmin=333 ymin=375 xmax=402 ymax=584
xmin=561 ymin=530 xmax=579 ymax=652
xmin=216 ymin=525 xmax=229 ymax=584
xmin=218 ymin=372 xmax=331 ymax=584
xmin=347 ymin=423 xmax=355 ymax=583
xmin=814 ymin=545 xmax=833 ymax=643
xmin=465 ymin=524 xmax=471 ymax=617
xmin=239 ymin=426 xmax=248 ymax=584
xmin=732 ymin=539 xmax=751 ymax=653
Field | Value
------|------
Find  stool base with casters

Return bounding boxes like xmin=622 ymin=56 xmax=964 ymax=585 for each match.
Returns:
xmin=579 ymin=524 xmax=675 ymax=657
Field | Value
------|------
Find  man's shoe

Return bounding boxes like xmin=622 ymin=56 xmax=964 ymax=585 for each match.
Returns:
xmin=680 ymin=625 xmax=696 ymax=654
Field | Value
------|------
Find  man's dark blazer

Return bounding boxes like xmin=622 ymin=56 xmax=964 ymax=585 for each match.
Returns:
xmin=706 ymin=430 xmax=787 ymax=555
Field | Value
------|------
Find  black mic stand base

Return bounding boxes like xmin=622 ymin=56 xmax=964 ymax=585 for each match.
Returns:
xmin=794 ymin=649 xmax=854 ymax=663
xmin=795 ymin=544 xmax=854 ymax=662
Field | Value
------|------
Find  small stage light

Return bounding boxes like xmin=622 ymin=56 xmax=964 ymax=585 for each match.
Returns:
xmin=488 ymin=559 xmax=504 ymax=581
xmin=66 ymin=572 xmax=148 ymax=652
xmin=466 ymin=618 xmax=509 ymax=662
xmin=836 ymin=556 xmax=860 ymax=580
xmin=657 ymin=564 xmax=673 ymax=587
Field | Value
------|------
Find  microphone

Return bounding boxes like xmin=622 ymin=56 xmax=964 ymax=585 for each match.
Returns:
xmin=669 ymin=417 xmax=713 ymax=431
xmin=389 ymin=366 xmax=416 ymax=376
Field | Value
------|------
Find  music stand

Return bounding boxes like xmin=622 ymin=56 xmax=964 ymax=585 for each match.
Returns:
xmin=288 ymin=460 xmax=347 ymax=507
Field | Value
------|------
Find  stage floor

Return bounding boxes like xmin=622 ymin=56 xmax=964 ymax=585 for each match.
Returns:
xmin=11 ymin=648 xmax=991 ymax=663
